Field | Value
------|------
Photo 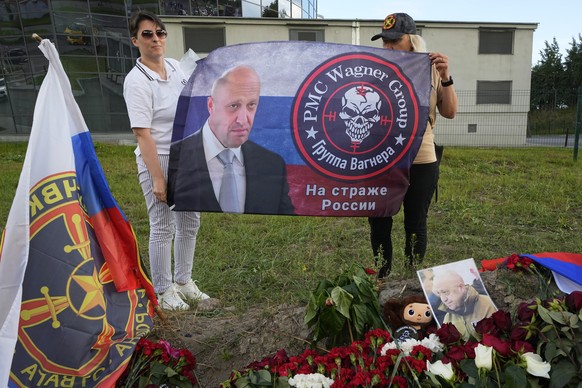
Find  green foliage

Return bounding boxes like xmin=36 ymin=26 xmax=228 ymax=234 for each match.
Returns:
xmin=534 ymin=301 xmax=582 ymax=387
xmin=1 ymin=144 xmax=582 ymax=313
xmin=528 ymin=105 xmax=577 ymax=136
xmin=564 ymin=34 xmax=582 ymax=94
xmin=531 ymin=38 xmax=566 ymax=110
xmin=531 ymin=34 xmax=582 ymax=111
xmin=261 ymin=0 xmax=278 ymax=17
xmin=304 ymin=264 xmax=384 ymax=347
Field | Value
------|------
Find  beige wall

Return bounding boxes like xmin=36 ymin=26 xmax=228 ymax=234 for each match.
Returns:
xmin=162 ymin=16 xmax=537 ymax=146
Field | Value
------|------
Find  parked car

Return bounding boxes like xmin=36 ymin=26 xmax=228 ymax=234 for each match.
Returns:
xmin=7 ymin=48 xmax=28 ymax=65
xmin=0 ymin=77 xmax=7 ymax=98
xmin=65 ymin=22 xmax=100 ymax=47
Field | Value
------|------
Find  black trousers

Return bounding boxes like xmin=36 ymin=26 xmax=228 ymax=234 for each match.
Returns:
xmin=368 ymin=161 xmax=439 ymax=273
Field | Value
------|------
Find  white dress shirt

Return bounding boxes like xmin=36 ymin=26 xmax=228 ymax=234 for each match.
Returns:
xmin=202 ymin=121 xmax=246 ymax=211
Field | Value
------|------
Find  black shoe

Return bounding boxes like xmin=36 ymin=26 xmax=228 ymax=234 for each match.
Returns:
xmin=378 ymin=263 xmax=391 ymax=279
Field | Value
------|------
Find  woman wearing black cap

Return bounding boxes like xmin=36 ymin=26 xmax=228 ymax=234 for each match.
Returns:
xmin=369 ymin=12 xmax=458 ymax=278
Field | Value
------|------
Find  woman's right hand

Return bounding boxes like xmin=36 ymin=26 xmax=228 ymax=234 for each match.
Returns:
xmin=153 ymin=176 xmax=167 ymax=203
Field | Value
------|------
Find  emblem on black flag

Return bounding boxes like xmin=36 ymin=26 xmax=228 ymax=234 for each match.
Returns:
xmin=292 ymin=52 xmax=421 ymax=181
xmin=11 ymin=173 xmax=151 ymax=386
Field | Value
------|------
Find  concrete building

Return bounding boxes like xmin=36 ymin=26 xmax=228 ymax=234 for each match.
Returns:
xmin=0 ymin=1 xmax=536 ymax=146
xmin=163 ymin=16 xmax=537 ymax=146
xmin=0 ymin=0 xmax=318 ymax=137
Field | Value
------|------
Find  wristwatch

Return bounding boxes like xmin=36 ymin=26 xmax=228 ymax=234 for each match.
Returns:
xmin=441 ymin=76 xmax=454 ymax=87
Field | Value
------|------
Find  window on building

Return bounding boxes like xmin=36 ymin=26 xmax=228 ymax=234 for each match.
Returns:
xmin=476 ymin=81 xmax=512 ymax=104
xmin=183 ymin=27 xmax=225 ymax=53
xmin=479 ymin=29 xmax=514 ymax=54
xmin=289 ymin=29 xmax=324 ymax=42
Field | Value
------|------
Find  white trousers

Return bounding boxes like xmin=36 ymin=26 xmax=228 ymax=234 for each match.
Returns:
xmin=137 ymin=155 xmax=201 ymax=294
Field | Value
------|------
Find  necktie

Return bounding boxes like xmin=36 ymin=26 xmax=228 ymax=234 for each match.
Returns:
xmin=217 ymin=149 xmax=240 ymax=213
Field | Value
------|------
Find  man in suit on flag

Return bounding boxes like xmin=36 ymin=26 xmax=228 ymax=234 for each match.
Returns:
xmin=168 ymin=65 xmax=295 ymax=215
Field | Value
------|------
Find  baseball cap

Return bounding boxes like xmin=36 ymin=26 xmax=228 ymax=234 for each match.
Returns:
xmin=371 ymin=13 xmax=417 ymax=41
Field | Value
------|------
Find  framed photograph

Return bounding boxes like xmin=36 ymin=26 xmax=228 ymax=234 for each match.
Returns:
xmin=417 ymin=258 xmax=497 ymax=340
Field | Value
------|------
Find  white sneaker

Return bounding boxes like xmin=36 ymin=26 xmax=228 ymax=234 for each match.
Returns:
xmin=175 ymin=279 xmax=210 ymax=301
xmin=158 ymin=285 xmax=189 ymax=311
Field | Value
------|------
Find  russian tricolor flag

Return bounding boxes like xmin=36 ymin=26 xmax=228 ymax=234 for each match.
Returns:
xmin=0 ymin=38 xmax=154 ymax=387
xmin=481 ymin=252 xmax=582 ymax=293
xmin=522 ymin=252 xmax=582 ymax=292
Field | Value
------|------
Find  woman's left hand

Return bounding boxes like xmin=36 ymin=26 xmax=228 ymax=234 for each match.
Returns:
xmin=429 ymin=52 xmax=450 ymax=81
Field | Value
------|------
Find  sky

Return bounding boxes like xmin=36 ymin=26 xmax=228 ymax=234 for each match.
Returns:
xmin=316 ymin=0 xmax=581 ymax=66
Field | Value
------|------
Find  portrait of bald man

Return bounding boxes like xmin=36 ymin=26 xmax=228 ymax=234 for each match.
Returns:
xmin=168 ymin=65 xmax=295 ymax=215
xmin=432 ymin=268 xmax=497 ymax=340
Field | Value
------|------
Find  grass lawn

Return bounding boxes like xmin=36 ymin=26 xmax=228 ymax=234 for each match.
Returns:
xmin=1 ymin=143 xmax=581 ymax=311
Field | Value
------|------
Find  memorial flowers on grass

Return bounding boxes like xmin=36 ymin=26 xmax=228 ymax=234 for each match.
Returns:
xmin=116 ymin=337 xmax=197 ymax=388
xmin=222 ymin=290 xmax=582 ymax=387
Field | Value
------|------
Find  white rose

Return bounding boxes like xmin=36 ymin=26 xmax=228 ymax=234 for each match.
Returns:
xmin=426 ymin=360 xmax=455 ymax=381
xmin=474 ymin=344 xmax=493 ymax=370
xmin=521 ymin=352 xmax=551 ymax=378
xmin=288 ymin=373 xmax=334 ymax=388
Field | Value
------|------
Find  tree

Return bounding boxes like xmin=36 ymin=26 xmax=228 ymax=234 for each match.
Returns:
xmin=564 ymin=34 xmax=582 ymax=106
xmin=262 ymin=0 xmax=279 ymax=17
xmin=530 ymin=38 xmax=567 ymax=110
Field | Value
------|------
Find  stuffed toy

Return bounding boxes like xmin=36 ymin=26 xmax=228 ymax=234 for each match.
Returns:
xmin=383 ymin=294 xmax=434 ymax=342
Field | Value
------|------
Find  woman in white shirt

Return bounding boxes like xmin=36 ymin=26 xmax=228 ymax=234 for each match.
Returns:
xmin=123 ymin=11 xmax=209 ymax=310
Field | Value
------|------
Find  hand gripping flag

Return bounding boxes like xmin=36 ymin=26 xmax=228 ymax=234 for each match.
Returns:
xmin=167 ymin=41 xmax=431 ymax=216
xmin=0 ymin=38 xmax=155 ymax=387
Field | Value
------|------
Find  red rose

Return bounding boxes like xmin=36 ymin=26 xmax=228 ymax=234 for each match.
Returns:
xmin=511 ymin=340 xmax=534 ymax=354
xmin=565 ymin=291 xmax=582 ymax=312
xmin=482 ymin=333 xmax=511 ymax=357
xmin=516 ymin=301 xmax=537 ymax=322
xmin=461 ymin=342 xmax=478 ymax=358
xmin=443 ymin=345 xmax=467 ymax=363
xmin=491 ymin=310 xmax=512 ymax=333
xmin=436 ymin=323 xmax=462 ymax=344
xmin=509 ymin=325 xmax=529 ymax=342
xmin=505 ymin=253 xmax=520 ymax=270
xmin=520 ymin=256 xmax=534 ymax=267
xmin=474 ymin=316 xmax=498 ymax=336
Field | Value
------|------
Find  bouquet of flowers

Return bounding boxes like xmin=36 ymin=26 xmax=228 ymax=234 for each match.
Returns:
xmin=221 ymin=290 xmax=582 ymax=387
xmin=116 ymin=337 xmax=197 ymax=388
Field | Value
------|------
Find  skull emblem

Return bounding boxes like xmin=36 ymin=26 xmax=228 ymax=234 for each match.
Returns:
xmin=339 ymin=85 xmax=382 ymax=144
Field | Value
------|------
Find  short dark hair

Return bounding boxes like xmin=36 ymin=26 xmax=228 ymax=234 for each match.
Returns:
xmin=129 ymin=10 xmax=165 ymax=38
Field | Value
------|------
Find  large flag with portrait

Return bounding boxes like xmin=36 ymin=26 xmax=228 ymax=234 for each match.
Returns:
xmin=0 ymin=39 xmax=154 ymax=387
xmin=168 ymin=41 xmax=431 ymax=216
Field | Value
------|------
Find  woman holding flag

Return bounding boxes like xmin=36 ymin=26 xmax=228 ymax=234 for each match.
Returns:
xmin=123 ymin=11 xmax=210 ymax=310
xmin=368 ymin=12 xmax=458 ymax=278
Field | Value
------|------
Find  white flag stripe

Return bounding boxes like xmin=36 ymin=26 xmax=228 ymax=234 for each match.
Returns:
xmin=0 ymin=39 xmax=81 ymax=386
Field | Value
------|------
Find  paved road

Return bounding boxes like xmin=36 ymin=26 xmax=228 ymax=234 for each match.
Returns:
xmin=526 ymin=135 xmax=582 ymax=148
